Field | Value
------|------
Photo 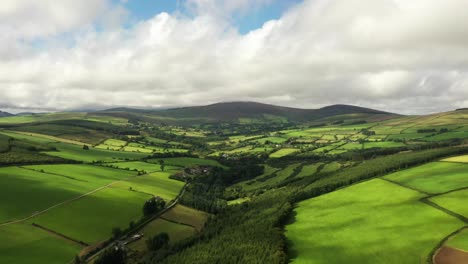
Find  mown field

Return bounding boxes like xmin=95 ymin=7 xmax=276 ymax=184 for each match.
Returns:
xmin=286 ymin=179 xmax=464 ymax=264
xmin=287 ymin=153 xmax=468 ymax=264
xmin=1 ymin=108 xmax=468 ymax=263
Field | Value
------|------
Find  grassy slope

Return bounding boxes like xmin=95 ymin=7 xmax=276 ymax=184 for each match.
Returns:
xmin=44 ymin=142 xmax=148 ymax=162
xmin=446 ymin=229 xmax=468 ymax=251
xmin=286 ymin=179 xmax=464 ymax=264
xmin=29 ymin=187 xmax=150 ymax=244
xmin=111 ymin=171 xmax=184 ymax=201
xmin=0 ymin=223 xmax=81 ymax=264
xmin=0 ymin=167 xmax=99 ymax=222
xmin=383 ymin=162 xmax=468 ymax=194
xmin=430 ymin=189 xmax=468 ymax=218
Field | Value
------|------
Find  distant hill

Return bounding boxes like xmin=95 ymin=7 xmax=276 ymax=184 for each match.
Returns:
xmin=0 ymin=111 xmax=13 ymax=117
xmin=98 ymin=101 xmax=397 ymax=125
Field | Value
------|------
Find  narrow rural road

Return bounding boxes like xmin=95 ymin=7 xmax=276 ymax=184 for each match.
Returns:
xmin=83 ymin=182 xmax=189 ymax=263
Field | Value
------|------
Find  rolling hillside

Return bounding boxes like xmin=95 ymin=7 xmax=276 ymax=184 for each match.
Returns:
xmin=0 ymin=111 xmax=13 ymax=117
xmin=97 ymin=101 xmax=398 ymax=125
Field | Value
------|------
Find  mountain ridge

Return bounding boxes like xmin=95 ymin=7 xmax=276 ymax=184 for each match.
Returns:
xmin=99 ymin=101 xmax=398 ymax=124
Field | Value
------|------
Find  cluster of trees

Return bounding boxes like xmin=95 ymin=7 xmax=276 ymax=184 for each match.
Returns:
xmin=142 ymin=143 xmax=468 ymax=264
xmin=94 ymin=247 xmax=126 ymax=264
xmin=417 ymin=128 xmax=449 ymax=134
xmin=146 ymin=232 xmax=170 ymax=251
xmin=143 ymin=197 xmax=166 ymax=216
xmin=361 ymin=129 xmax=376 ymax=136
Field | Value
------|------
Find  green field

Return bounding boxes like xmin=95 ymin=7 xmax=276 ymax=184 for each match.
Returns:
xmin=446 ymin=228 xmax=468 ymax=251
xmin=106 ymin=161 xmax=178 ymax=173
xmin=384 ymin=162 xmax=468 ymax=194
xmin=29 ymin=187 xmax=151 ymax=244
xmin=24 ymin=164 xmax=136 ymax=187
xmin=147 ymin=157 xmax=224 ymax=168
xmin=111 ymin=171 xmax=184 ymax=201
xmin=442 ymin=155 xmax=468 ymax=163
xmin=296 ymin=163 xmax=323 ymax=177
xmin=0 ymin=223 xmax=81 ymax=264
xmin=128 ymin=218 xmax=196 ymax=252
xmin=269 ymin=148 xmax=299 ymax=158
xmin=0 ymin=166 xmax=100 ymax=223
xmin=44 ymin=142 xmax=148 ymax=162
xmin=286 ymin=179 xmax=464 ymax=264
xmin=430 ymin=189 xmax=468 ymax=218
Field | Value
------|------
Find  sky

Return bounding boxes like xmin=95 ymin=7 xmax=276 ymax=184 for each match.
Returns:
xmin=1 ymin=0 xmax=468 ymax=114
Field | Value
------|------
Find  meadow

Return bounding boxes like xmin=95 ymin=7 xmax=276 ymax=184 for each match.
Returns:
xmin=383 ymin=162 xmax=468 ymax=194
xmin=286 ymin=179 xmax=464 ymax=264
xmin=44 ymin=142 xmax=149 ymax=162
xmin=0 ymin=223 xmax=81 ymax=264
xmin=28 ymin=186 xmax=151 ymax=244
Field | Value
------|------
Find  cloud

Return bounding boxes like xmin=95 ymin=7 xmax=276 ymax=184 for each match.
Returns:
xmin=1 ymin=0 xmax=468 ymax=114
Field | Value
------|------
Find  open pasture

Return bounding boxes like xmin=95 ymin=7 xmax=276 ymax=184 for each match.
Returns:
xmin=106 ymin=161 xmax=177 ymax=173
xmin=44 ymin=142 xmax=148 ymax=162
xmin=111 ymin=171 xmax=184 ymax=201
xmin=446 ymin=228 xmax=468 ymax=251
xmin=128 ymin=218 xmax=196 ymax=252
xmin=29 ymin=187 xmax=151 ymax=244
xmin=442 ymin=155 xmax=468 ymax=163
xmin=430 ymin=189 xmax=468 ymax=218
xmin=24 ymin=164 xmax=135 ymax=187
xmin=0 ymin=223 xmax=81 ymax=264
xmin=269 ymin=148 xmax=299 ymax=158
xmin=296 ymin=163 xmax=323 ymax=178
xmin=286 ymin=179 xmax=464 ymax=264
xmin=383 ymin=162 xmax=468 ymax=194
xmin=147 ymin=157 xmax=224 ymax=168
xmin=0 ymin=166 xmax=102 ymax=223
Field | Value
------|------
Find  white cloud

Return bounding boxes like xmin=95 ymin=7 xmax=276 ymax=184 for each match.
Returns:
xmin=1 ymin=0 xmax=468 ymax=114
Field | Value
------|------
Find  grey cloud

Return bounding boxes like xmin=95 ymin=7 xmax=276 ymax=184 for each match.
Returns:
xmin=1 ymin=0 xmax=468 ymax=114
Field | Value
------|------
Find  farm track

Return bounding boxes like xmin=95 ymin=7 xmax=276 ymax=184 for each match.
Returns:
xmin=430 ymin=227 xmax=468 ymax=264
xmin=84 ymin=182 xmax=189 ymax=263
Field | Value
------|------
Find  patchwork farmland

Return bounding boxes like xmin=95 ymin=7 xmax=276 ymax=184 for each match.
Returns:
xmin=1 ymin=104 xmax=468 ymax=263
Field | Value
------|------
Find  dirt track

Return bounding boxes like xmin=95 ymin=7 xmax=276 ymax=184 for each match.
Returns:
xmin=434 ymin=246 xmax=468 ymax=264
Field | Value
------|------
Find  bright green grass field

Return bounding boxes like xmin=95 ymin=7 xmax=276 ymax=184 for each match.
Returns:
xmin=112 ymin=171 xmax=184 ymax=201
xmin=147 ymin=157 xmax=224 ymax=168
xmin=0 ymin=167 xmax=100 ymax=223
xmin=446 ymin=228 xmax=468 ymax=251
xmin=29 ymin=187 xmax=150 ymax=244
xmin=128 ymin=218 xmax=196 ymax=252
xmin=107 ymin=161 xmax=178 ymax=173
xmin=24 ymin=164 xmax=136 ymax=187
xmin=0 ymin=223 xmax=81 ymax=264
xmin=269 ymin=148 xmax=299 ymax=158
xmin=363 ymin=141 xmax=406 ymax=149
xmin=320 ymin=161 xmax=342 ymax=174
xmin=430 ymin=189 xmax=468 ymax=218
xmin=103 ymin=139 xmax=127 ymax=147
xmin=0 ymin=130 xmax=57 ymax=144
xmin=286 ymin=179 xmax=464 ymax=264
xmin=442 ymin=155 xmax=468 ymax=163
xmin=44 ymin=142 xmax=148 ymax=162
xmin=296 ymin=163 xmax=323 ymax=178
xmin=253 ymin=137 xmax=287 ymax=144
xmin=242 ymin=163 xmax=301 ymax=190
xmin=383 ymin=162 xmax=468 ymax=194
